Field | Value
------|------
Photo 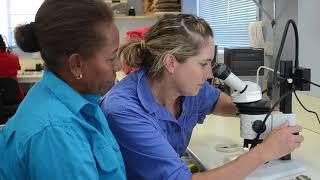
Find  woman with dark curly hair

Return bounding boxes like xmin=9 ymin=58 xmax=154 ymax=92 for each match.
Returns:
xmin=0 ymin=0 xmax=125 ymax=179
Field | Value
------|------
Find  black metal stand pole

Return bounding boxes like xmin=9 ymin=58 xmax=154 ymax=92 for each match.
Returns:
xmin=279 ymin=60 xmax=293 ymax=160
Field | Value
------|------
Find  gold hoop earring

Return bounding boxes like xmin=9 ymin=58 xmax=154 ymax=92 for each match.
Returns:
xmin=76 ymin=74 xmax=82 ymax=80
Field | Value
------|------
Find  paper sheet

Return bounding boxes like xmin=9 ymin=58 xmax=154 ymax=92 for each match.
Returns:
xmin=248 ymin=21 xmax=265 ymax=48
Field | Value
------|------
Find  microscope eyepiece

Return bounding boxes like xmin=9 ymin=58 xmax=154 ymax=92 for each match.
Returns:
xmin=212 ymin=63 xmax=231 ymax=80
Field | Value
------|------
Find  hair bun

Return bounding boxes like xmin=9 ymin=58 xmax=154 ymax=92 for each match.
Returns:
xmin=14 ymin=22 xmax=40 ymax=52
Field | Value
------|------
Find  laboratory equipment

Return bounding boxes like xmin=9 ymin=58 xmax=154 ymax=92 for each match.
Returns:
xmin=212 ymin=62 xmax=308 ymax=179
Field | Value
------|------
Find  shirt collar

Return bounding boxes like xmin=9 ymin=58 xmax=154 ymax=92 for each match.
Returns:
xmin=136 ymin=69 xmax=175 ymax=121
xmin=41 ymin=69 xmax=100 ymax=115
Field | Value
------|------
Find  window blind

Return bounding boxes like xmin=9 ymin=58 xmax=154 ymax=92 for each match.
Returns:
xmin=6 ymin=0 xmax=43 ymax=47
xmin=198 ymin=0 xmax=257 ymax=49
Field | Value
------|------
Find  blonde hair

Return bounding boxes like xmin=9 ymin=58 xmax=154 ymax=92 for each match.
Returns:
xmin=119 ymin=14 xmax=213 ymax=78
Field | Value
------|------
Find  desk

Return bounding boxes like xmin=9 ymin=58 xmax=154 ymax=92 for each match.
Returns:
xmin=17 ymin=71 xmax=43 ymax=84
xmin=16 ymin=71 xmax=127 ymax=84
xmin=188 ymin=93 xmax=320 ymax=179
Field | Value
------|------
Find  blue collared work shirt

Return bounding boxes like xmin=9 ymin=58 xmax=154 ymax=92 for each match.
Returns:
xmin=100 ymin=69 xmax=220 ymax=180
xmin=0 ymin=70 xmax=126 ymax=180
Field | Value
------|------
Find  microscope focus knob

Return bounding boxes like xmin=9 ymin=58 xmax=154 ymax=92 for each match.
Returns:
xmin=252 ymin=120 xmax=266 ymax=134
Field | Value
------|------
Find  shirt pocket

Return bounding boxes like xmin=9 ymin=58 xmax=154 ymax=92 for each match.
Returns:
xmin=93 ymin=143 xmax=122 ymax=178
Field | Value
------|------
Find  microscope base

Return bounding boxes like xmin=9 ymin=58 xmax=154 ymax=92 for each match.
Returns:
xmin=246 ymin=159 xmax=305 ymax=180
xmin=223 ymin=154 xmax=305 ymax=179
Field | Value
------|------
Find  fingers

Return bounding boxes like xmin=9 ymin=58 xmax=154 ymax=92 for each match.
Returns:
xmin=289 ymin=135 xmax=304 ymax=151
xmin=277 ymin=125 xmax=304 ymax=152
xmin=278 ymin=121 xmax=302 ymax=134
xmin=295 ymin=134 xmax=304 ymax=143
xmin=279 ymin=121 xmax=289 ymax=128
xmin=288 ymin=125 xmax=303 ymax=134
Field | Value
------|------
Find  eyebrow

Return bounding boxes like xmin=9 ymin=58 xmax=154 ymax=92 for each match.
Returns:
xmin=202 ymin=58 xmax=212 ymax=62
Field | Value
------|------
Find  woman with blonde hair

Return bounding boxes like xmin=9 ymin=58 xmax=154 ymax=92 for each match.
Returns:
xmin=101 ymin=14 xmax=303 ymax=179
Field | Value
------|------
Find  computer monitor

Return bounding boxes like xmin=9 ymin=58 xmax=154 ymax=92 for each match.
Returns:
xmin=224 ymin=47 xmax=264 ymax=76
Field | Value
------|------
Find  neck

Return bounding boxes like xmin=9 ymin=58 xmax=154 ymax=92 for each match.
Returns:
xmin=52 ymin=67 xmax=86 ymax=95
xmin=147 ymin=75 xmax=182 ymax=118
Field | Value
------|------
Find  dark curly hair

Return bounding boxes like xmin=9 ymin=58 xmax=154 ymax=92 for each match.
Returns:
xmin=14 ymin=0 xmax=113 ymax=71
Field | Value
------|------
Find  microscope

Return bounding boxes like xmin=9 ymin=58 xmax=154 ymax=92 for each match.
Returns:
xmin=210 ymin=18 xmax=314 ymax=179
xmin=212 ymin=61 xmax=310 ymax=179
xmin=212 ymin=63 xmax=296 ymax=149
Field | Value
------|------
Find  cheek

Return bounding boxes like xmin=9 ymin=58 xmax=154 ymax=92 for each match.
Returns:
xmin=86 ymin=63 xmax=113 ymax=81
xmin=102 ymin=63 xmax=116 ymax=80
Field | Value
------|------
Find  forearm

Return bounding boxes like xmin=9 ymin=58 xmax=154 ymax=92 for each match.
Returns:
xmin=212 ymin=92 xmax=238 ymax=117
xmin=191 ymin=145 xmax=267 ymax=180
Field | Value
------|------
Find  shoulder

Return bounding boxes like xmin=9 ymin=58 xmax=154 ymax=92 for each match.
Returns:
xmin=198 ymin=82 xmax=221 ymax=99
xmin=1 ymin=116 xmax=86 ymax=162
xmin=101 ymin=72 xmax=142 ymax=113
xmin=22 ymin=82 xmax=74 ymax=118
xmin=5 ymin=84 xmax=78 ymax=141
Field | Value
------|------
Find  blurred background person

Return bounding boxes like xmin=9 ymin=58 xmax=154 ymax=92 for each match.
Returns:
xmin=0 ymin=34 xmax=25 ymax=101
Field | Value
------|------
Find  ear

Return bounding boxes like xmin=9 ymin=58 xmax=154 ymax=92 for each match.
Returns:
xmin=68 ymin=53 xmax=84 ymax=79
xmin=163 ymin=53 xmax=178 ymax=74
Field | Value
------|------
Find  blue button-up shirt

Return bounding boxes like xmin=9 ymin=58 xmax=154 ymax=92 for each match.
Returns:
xmin=100 ymin=69 xmax=220 ymax=180
xmin=0 ymin=70 xmax=126 ymax=180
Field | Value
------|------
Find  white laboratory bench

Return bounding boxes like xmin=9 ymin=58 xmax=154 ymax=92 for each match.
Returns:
xmin=188 ymin=93 xmax=320 ymax=179
xmin=16 ymin=71 xmax=127 ymax=84
xmin=17 ymin=71 xmax=43 ymax=84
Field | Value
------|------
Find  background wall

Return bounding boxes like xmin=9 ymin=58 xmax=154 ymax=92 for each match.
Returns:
xmin=181 ymin=1 xmax=320 ymax=97
xmin=181 ymin=0 xmax=197 ymax=15
xmin=261 ymin=0 xmax=298 ymax=81
xmin=11 ymin=1 xmax=320 ymax=97
xmin=18 ymin=16 xmax=157 ymax=70
xmin=128 ymin=0 xmax=144 ymax=15
xmin=298 ymin=0 xmax=320 ymax=97
xmin=263 ymin=0 xmax=320 ymax=97
xmin=0 ymin=0 xmax=8 ymax=39
xmin=115 ymin=17 xmax=157 ymax=42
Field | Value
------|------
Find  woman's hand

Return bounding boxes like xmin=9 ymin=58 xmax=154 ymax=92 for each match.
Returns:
xmin=258 ymin=121 xmax=304 ymax=162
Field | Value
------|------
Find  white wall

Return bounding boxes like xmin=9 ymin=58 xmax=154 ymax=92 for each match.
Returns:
xmin=181 ymin=0 xmax=197 ymax=15
xmin=0 ymin=0 xmax=9 ymax=41
xmin=17 ymin=17 xmax=157 ymax=70
xmin=261 ymin=0 xmax=298 ymax=77
xmin=298 ymin=0 xmax=320 ymax=97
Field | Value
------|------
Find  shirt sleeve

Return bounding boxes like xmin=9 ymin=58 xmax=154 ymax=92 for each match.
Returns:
xmin=104 ymin=104 xmax=192 ymax=180
xmin=26 ymin=125 xmax=99 ymax=180
xmin=197 ymin=82 xmax=221 ymax=124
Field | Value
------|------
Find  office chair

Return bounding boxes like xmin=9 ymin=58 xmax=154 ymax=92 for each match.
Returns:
xmin=0 ymin=77 xmax=21 ymax=124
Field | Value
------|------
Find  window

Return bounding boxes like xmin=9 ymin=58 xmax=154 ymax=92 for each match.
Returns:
xmin=198 ymin=0 xmax=257 ymax=50
xmin=1 ymin=0 xmax=43 ymax=47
